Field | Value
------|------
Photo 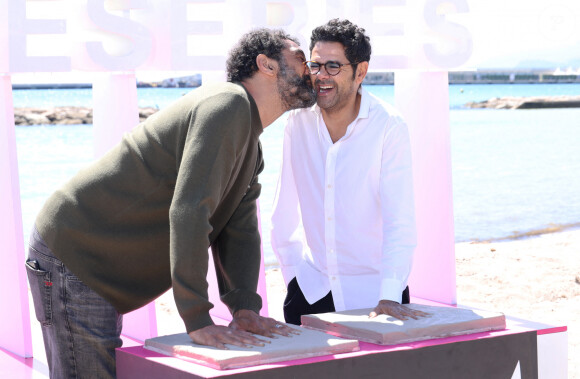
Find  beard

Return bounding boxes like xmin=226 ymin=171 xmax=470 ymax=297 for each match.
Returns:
xmin=314 ymin=77 xmax=352 ymax=112
xmin=276 ymin=62 xmax=317 ymax=110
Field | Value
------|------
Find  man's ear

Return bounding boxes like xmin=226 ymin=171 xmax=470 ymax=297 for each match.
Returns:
xmin=355 ymin=61 xmax=369 ymax=85
xmin=256 ymin=54 xmax=276 ymax=76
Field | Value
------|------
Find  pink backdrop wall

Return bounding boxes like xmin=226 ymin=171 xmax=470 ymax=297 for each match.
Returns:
xmin=1 ymin=0 xmax=476 ymax=357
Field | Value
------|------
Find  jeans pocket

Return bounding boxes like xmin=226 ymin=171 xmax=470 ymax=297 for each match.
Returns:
xmin=65 ymin=274 xmax=101 ymax=306
xmin=65 ymin=275 xmax=121 ymax=332
xmin=25 ymin=260 xmax=53 ymax=326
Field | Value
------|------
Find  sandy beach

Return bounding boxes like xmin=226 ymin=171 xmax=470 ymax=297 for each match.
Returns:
xmin=453 ymin=228 xmax=579 ymax=378
xmin=155 ymin=228 xmax=580 ymax=377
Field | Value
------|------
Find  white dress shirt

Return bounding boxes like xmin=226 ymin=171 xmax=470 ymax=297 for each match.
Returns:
xmin=271 ymin=87 xmax=417 ymax=311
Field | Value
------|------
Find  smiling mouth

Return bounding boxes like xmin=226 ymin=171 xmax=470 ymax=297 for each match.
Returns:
xmin=318 ymin=84 xmax=334 ymax=94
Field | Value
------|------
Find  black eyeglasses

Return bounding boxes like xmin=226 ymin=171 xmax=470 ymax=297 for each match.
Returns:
xmin=304 ymin=60 xmax=358 ymax=76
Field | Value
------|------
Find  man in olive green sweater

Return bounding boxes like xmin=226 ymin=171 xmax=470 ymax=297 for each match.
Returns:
xmin=25 ymin=28 xmax=316 ymax=378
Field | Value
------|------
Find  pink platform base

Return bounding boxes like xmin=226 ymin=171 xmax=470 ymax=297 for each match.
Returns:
xmin=0 ymin=347 xmax=48 ymax=378
xmin=116 ymin=317 xmax=566 ymax=379
xmin=2 ymin=301 xmax=566 ymax=378
xmin=0 ymin=334 xmax=143 ymax=378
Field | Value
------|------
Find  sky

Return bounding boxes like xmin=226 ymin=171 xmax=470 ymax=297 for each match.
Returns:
xmin=462 ymin=0 xmax=580 ymax=69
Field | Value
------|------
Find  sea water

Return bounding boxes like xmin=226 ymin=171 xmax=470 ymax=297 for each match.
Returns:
xmin=12 ymin=84 xmax=580 ymax=266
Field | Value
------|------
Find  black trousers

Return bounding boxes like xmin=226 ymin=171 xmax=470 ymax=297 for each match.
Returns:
xmin=283 ymin=277 xmax=410 ymax=325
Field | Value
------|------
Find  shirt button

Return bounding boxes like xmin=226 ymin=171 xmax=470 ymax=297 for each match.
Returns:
xmin=331 ymin=276 xmax=336 ymax=281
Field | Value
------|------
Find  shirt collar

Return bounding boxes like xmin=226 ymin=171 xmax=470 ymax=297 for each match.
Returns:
xmin=357 ymin=86 xmax=370 ymax=119
xmin=312 ymin=87 xmax=372 ymax=144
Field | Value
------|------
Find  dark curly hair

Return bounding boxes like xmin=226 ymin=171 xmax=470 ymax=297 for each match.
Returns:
xmin=226 ymin=28 xmax=299 ymax=82
xmin=310 ymin=19 xmax=371 ymax=77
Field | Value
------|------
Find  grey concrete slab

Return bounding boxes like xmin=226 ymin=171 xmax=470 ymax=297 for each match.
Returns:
xmin=301 ymin=304 xmax=506 ymax=345
xmin=143 ymin=326 xmax=359 ymax=370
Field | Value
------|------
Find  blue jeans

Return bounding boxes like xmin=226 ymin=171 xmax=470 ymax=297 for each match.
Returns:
xmin=25 ymin=227 xmax=123 ymax=379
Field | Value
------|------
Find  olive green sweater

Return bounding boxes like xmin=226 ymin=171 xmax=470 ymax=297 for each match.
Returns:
xmin=35 ymin=82 xmax=264 ymax=332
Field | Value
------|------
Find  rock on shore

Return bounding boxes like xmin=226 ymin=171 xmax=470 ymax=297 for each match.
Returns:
xmin=465 ymin=95 xmax=580 ymax=109
xmin=14 ymin=95 xmax=580 ymax=125
xmin=14 ymin=106 xmax=159 ymax=126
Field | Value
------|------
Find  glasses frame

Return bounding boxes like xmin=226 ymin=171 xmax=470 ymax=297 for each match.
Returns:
xmin=304 ymin=60 xmax=359 ymax=76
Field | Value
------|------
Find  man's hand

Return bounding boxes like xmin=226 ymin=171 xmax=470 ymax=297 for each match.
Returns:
xmin=369 ymin=300 xmax=431 ymax=321
xmin=188 ymin=325 xmax=268 ymax=350
xmin=188 ymin=310 xmax=299 ymax=350
xmin=230 ymin=309 xmax=299 ymax=338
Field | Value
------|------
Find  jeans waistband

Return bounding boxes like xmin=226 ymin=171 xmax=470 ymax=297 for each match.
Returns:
xmin=30 ymin=225 xmax=57 ymax=259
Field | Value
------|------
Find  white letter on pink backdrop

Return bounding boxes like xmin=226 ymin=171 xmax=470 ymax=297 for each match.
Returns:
xmin=85 ymin=0 xmax=153 ymax=71
xmin=326 ymin=0 xmax=358 ymax=22
xmin=264 ymin=1 xmax=309 ymax=48
xmin=171 ymin=0 xmax=225 ymax=71
xmin=8 ymin=0 xmax=70 ymax=72
xmin=359 ymin=0 xmax=409 ymax=69
xmin=423 ymin=0 xmax=472 ymax=68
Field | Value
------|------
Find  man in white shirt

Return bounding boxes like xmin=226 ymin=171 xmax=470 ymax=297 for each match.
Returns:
xmin=271 ymin=19 xmax=429 ymax=325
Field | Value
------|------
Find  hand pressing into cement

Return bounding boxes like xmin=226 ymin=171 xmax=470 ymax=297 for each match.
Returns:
xmin=188 ymin=324 xmax=269 ymax=350
xmin=230 ymin=309 xmax=300 ymax=339
xmin=369 ymin=300 xmax=431 ymax=321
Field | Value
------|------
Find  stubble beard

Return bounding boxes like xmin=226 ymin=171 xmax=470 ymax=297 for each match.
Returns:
xmin=277 ymin=61 xmax=317 ymax=111
xmin=314 ymin=78 xmax=353 ymax=114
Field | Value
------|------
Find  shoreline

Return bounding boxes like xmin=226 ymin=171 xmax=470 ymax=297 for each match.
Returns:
xmin=12 ymin=96 xmax=580 ymax=126
xmin=457 ymin=222 xmax=580 ymax=244
xmin=11 ymin=70 xmax=580 ymax=88
xmin=14 ymin=96 xmax=580 ymax=126
xmin=257 ymin=223 xmax=580 ymax=269
xmin=13 ymin=106 xmax=159 ymax=126
xmin=465 ymin=95 xmax=580 ymax=109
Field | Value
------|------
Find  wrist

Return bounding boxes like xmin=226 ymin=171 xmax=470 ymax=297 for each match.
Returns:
xmin=233 ymin=309 xmax=257 ymax=318
xmin=379 ymin=299 xmax=400 ymax=305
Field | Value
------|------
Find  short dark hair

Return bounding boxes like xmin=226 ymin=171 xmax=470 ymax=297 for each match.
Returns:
xmin=226 ymin=28 xmax=298 ymax=82
xmin=310 ymin=19 xmax=371 ymax=72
